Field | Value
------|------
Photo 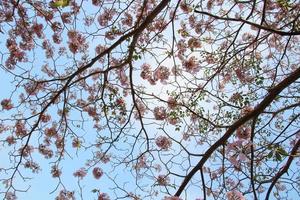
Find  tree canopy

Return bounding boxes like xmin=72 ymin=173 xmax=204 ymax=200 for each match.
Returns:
xmin=0 ymin=0 xmax=300 ymax=199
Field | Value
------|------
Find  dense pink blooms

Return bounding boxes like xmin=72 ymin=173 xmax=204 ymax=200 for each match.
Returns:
xmin=45 ymin=127 xmax=57 ymax=137
xmin=5 ymin=192 xmax=17 ymax=200
xmin=92 ymin=167 xmax=103 ymax=179
xmin=154 ymin=106 xmax=167 ymax=120
xmin=167 ymin=97 xmax=177 ymax=109
xmin=183 ymin=56 xmax=200 ymax=73
xmin=153 ymin=66 xmax=170 ymax=83
xmin=15 ymin=121 xmax=27 ymax=137
xmin=188 ymin=38 xmax=201 ymax=49
xmin=155 ymin=136 xmax=172 ymax=150
xmin=51 ymin=165 xmax=62 ymax=178
xmin=140 ymin=63 xmax=152 ymax=80
xmin=40 ymin=114 xmax=51 ymax=123
xmin=98 ymin=9 xmax=116 ymax=26
xmin=226 ymin=190 xmax=245 ymax=200
xmin=38 ymin=144 xmax=54 ymax=158
xmin=61 ymin=12 xmax=72 ymax=24
xmin=1 ymin=99 xmax=13 ymax=110
xmin=121 ymin=12 xmax=133 ymax=26
xmin=67 ymin=30 xmax=88 ymax=54
xmin=236 ymin=126 xmax=251 ymax=140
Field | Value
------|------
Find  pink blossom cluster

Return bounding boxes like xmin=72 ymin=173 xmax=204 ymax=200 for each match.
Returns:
xmin=24 ymin=81 xmax=45 ymax=96
xmin=24 ymin=161 xmax=40 ymax=173
xmin=72 ymin=138 xmax=81 ymax=148
xmin=226 ymin=190 xmax=245 ymax=200
xmin=157 ymin=174 xmax=170 ymax=186
xmin=42 ymin=40 xmax=54 ymax=58
xmin=167 ymin=115 xmax=179 ymax=125
xmin=51 ymin=165 xmax=62 ymax=178
xmin=67 ymin=30 xmax=88 ymax=54
xmin=40 ymin=114 xmax=51 ymax=123
xmin=5 ymin=38 xmax=26 ymax=69
xmin=6 ymin=136 xmax=16 ymax=145
xmin=73 ymin=168 xmax=87 ymax=179
xmin=155 ymin=136 xmax=172 ymax=150
xmin=45 ymin=126 xmax=57 ymax=137
xmin=226 ymin=140 xmax=252 ymax=169
xmin=98 ymin=192 xmax=110 ymax=200
xmin=235 ymin=68 xmax=252 ymax=83
xmin=55 ymin=190 xmax=75 ymax=200
xmin=167 ymin=97 xmax=177 ymax=109
xmin=121 ymin=12 xmax=133 ymax=27
xmin=183 ymin=56 xmax=200 ymax=73
xmin=96 ymin=152 xmax=111 ymax=163
xmin=134 ymin=99 xmax=147 ymax=119
xmin=1 ymin=99 xmax=13 ymax=110
xmin=92 ymin=0 xmax=102 ymax=6
xmin=154 ymin=106 xmax=167 ymax=120
xmin=135 ymin=155 xmax=147 ymax=170
xmin=153 ymin=66 xmax=170 ymax=84
xmin=187 ymin=38 xmax=201 ymax=49
xmin=92 ymin=167 xmax=103 ymax=179
xmin=38 ymin=144 xmax=54 ymax=158
xmin=19 ymin=145 xmax=34 ymax=157
xmin=5 ymin=192 xmax=17 ymax=200
xmin=98 ymin=9 xmax=116 ymax=27
xmin=32 ymin=22 xmax=44 ymax=38
xmin=61 ymin=12 xmax=72 ymax=24
xmin=236 ymin=126 xmax=251 ymax=140
xmin=15 ymin=121 xmax=27 ymax=137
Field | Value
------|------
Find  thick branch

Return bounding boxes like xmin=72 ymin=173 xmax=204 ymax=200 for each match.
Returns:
xmin=175 ymin=67 xmax=300 ymax=196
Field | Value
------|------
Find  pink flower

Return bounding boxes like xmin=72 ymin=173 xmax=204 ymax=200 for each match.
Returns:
xmin=92 ymin=0 xmax=102 ymax=6
xmin=92 ymin=167 xmax=103 ymax=179
xmin=226 ymin=190 xmax=245 ymax=200
xmin=155 ymin=136 xmax=172 ymax=150
xmin=15 ymin=121 xmax=27 ymax=137
xmin=1 ymin=99 xmax=13 ymax=110
xmin=67 ymin=30 xmax=88 ymax=54
xmin=153 ymin=66 xmax=170 ymax=83
xmin=40 ymin=114 xmax=51 ymax=123
xmin=6 ymin=136 xmax=16 ymax=145
xmin=72 ymin=138 xmax=81 ymax=148
xmin=167 ymin=97 xmax=177 ymax=109
xmin=98 ymin=193 xmax=110 ymax=200
xmin=51 ymin=165 xmax=62 ymax=178
xmin=97 ymin=9 xmax=116 ymax=27
xmin=183 ymin=56 xmax=200 ymax=73
xmin=45 ymin=127 xmax=57 ymax=137
xmin=154 ymin=106 xmax=167 ymax=120
xmin=188 ymin=38 xmax=201 ymax=49
xmin=73 ymin=168 xmax=87 ymax=179
xmin=236 ymin=127 xmax=251 ymax=140
xmin=121 ymin=12 xmax=133 ymax=26
xmin=157 ymin=175 xmax=170 ymax=186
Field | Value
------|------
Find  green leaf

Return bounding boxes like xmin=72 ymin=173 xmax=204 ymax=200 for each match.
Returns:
xmin=275 ymin=152 xmax=282 ymax=161
xmin=50 ymin=0 xmax=70 ymax=8
xmin=277 ymin=147 xmax=289 ymax=156
xmin=267 ymin=151 xmax=273 ymax=159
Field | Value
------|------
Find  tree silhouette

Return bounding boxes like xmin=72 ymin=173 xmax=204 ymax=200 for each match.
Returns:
xmin=0 ymin=0 xmax=300 ymax=199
